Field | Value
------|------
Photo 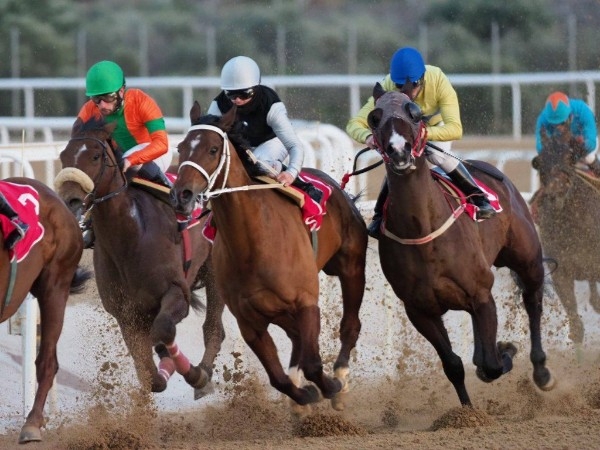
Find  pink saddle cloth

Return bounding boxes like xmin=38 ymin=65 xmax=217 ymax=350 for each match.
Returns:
xmin=0 ymin=181 xmax=44 ymax=262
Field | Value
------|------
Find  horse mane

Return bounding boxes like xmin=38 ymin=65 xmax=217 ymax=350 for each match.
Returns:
xmin=192 ymin=113 xmax=260 ymax=176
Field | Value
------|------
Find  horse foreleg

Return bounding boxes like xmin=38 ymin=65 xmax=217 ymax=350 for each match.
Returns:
xmin=550 ymin=271 xmax=583 ymax=344
xmin=238 ymin=321 xmax=321 ymax=406
xmin=405 ymin=307 xmax=471 ymax=406
xmin=118 ymin=320 xmax=166 ymax=392
xmin=297 ymin=304 xmax=343 ymax=400
xmin=194 ymin=280 xmax=226 ymax=399
xmin=18 ymin=289 xmax=68 ymax=443
xmin=151 ymin=285 xmax=209 ymax=390
xmin=521 ymin=282 xmax=555 ymax=391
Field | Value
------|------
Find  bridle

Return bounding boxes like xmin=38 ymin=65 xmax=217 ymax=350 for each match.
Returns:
xmin=68 ymin=136 xmax=128 ymax=207
xmin=177 ymin=124 xmax=285 ymax=204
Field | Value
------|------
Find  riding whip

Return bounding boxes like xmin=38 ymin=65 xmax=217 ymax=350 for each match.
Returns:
xmin=425 ymin=142 xmax=504 ymax=181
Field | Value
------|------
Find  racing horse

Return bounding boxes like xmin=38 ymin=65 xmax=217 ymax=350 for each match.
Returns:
xmin=366 ymin=83 xmax=554 ymax=406
xmin=531 ymin=131 xmax=600 ymax=344
xmin=1 ymin=178 xmax=91 ymax=443
xmin=171 ymin=102 xmax=368 ymax=410
xmin=55 ymin=118 xmax=225 ymax=397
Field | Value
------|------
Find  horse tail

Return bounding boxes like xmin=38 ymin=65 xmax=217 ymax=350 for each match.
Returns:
xmin=69 ymin=266 xmax=93 ymax=294
xmin=190 ymin=290 xmax=206 ymax=313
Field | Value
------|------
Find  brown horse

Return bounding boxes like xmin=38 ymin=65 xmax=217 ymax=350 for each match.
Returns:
xmin=532 ymin=132 xmax=600 ymax=344
xmin=55 ymin=118 xmax=225 ymax=397
xmin=171 ymin=102 xmax=368 ymax=410
xmin=1 ymin=177 xmax=91 ymax=443
xmin=366 ymin=84 xmax=554 ymax=407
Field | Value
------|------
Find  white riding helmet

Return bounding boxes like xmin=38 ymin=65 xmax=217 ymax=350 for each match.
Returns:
xmin=220 ymin=56 xmax=261 ymax=90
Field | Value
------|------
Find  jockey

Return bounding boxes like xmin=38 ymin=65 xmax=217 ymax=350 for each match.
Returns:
xmin=206 ymin=55 xmax=322 ymax=203
xmin=78 ymin=60 xmax=172 ymax=188
xmin=77 ymin=60 xmax=173 ymax=247
xmin=346 ymin=47 xmax=496 ymax=239
xmin=535 ymin=91 xmax=600 ymax=175
xmin=0 ymin=190 xmax=28 ymax=250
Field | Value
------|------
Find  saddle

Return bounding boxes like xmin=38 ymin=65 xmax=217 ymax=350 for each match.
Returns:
xmin=130 ymin=177 xmax=172 ymax=205
xmin=430 ymin=168 xmax=503 ymax=221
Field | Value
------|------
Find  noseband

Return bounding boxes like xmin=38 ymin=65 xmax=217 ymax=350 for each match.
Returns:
xmin=178 ymin=124 xmax=231 ymax=201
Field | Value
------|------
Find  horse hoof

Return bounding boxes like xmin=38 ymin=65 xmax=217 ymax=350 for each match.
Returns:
xmin=331 ymin=366 xmax=350 ymax=411
xmin=331 ymin=390 xmax=347 ymax=411
xmin=184 ymin=365 xmax=209 ymax=390
xmin=291 ymin=402 xmax=312 ymax=419
xmin=498 ymin=341 xmax=518 ymax=358
xmin=194 ymin=381 xmax=215 ymax=400
xmin=475 ymin=366 xmax=493 ymax=383
xmin=19 ymin=425 xmax=42 ymax=443
xmin=534 ymin=368 xmax=556 ymax=392
xmin=304 ymin=384 xmax=322 ymax=404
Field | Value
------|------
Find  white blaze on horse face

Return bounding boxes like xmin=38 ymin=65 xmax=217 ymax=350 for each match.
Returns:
xmin=389 ymin=128 xmax=407 ymax=153
xmin=73 ymin=142 xmax=89 ymax=165
xmin=189 ymin=135 xmax=202 ymax=157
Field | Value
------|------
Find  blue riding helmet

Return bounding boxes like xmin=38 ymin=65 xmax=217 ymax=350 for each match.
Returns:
xmin=543 ymin=91 xmax=571 ymax=125
xmin=390 ymin=47 xmax=426 ymax=84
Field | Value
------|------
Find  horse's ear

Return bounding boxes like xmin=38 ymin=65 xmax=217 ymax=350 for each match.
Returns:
xmin=221 ymin=105 xmax=237 ymax=132
xmin=104 ymin=121 xmax=117 ymax=135
xmin=373 ymin=82 xmax=385 ymax=103
xmin=404 ymin=101 xmax=423 ymax=123
xmin=367 ymin=108 xmax=383 ymax=131
xmin=190 ymin=100 xmax=202 ymax=125
xmin=71 ymin=117 xmax=84 ymax=136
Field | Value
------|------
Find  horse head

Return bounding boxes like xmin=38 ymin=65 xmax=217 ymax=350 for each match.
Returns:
xmin=55 ymin=117 xmax=122 ymax=219
xmin=534 ymin=130 xmax=579 ymax=200
xmin=366 ymin=82 xmax=426 ymax=173
xmin=172 ymin=101 xmax=239 ymax=216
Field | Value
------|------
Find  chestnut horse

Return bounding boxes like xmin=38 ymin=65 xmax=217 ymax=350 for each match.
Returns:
xmin=366 ymin=84 xmax=554 ymax=407
xmin=55 ymin=118 xmax=225 ymax=397
xmin=171 ymin=102 xmax=368 ymax=410
xmin=532 ymin=132 xmax=600 ymax=344
xmin=1 ymin=178 xmax=91 ymax=443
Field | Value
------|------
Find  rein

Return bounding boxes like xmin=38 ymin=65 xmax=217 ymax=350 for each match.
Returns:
xmin=179 ymin=124 xmax=285 ymax=201
xmin=68 ymin=136 xmax=128 ymax=207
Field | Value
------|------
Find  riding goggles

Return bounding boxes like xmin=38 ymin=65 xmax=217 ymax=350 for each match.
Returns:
xmin=225 ymin=88 xmax=255 ymax=101
xmin=395 ymin=78 xmax=423 ymax=92
xmin=91 ymin=92 xmax=119 ymax=104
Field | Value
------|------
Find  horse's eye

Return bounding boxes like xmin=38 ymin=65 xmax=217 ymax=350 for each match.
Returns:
xmin=209 ymin=146 xmax=219 ymax=155
xmin=92 ymin=152 xmax=102 ymax=161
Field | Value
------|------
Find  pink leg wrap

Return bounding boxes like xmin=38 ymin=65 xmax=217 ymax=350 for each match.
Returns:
xmin=158 ymin=357 xmax=175 ymax=382
xmin=166 ymin=342 xmax=191 ymax=375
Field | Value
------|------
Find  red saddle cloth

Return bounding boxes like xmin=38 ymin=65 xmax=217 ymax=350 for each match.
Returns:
xmin=201 ymin=171 xmax=333 ymax=243
xmin=0 ymin=181 xmax=44 ymax=262
xmin=430 ymin=171 xmax=502 ymax=221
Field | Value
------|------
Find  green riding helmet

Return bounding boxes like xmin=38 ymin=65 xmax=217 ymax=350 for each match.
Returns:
xmin=85 ymin=61 xmax=125 ymax=96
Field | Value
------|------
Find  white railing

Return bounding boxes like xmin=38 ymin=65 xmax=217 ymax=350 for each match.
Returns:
xmin=1 ymin=70 xmax=599 ymax=143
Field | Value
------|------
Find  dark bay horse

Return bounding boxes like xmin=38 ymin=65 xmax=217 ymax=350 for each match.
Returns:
xmin=532 ymin=132 xmax=600 ymax=344
xmin=55 ymin=118 xmax=225 ymax=397
xmin=171 ymin=102 xmax=368 ymax=411
xmin=366 ymin=84 xmax=554 ymax=407
xmin=1 ymin=177 xmax=91 ymax=443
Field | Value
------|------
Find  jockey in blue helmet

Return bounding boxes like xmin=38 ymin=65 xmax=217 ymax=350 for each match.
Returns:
xmin=347 ymin=46 xmax=496 ymax=239
xmin=535 ymin=91 xmax=600 ymax=174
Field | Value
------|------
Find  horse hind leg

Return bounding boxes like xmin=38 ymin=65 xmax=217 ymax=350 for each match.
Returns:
xmin=19 ymin=289 xmax=69 ymax=443
xmin=331 ymin=264 xmax=366 ymax=411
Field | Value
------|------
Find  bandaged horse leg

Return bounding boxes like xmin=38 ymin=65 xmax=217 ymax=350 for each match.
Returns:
xmin=155 ymin=343 xmax=175 ymax=383
xmin=165 ymin=341 xmax=209 ymax=389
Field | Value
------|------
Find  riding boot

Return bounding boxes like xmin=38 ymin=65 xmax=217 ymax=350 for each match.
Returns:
xmin=137 ymin=161 xmax=173 ymax=188
xmin=368 ymin=178 xmax=389 ymax=239
xmin=0 ymin=193 xmax=29 ymax=249
xmin=447 ymin=163 xmax=496 ymax=220
xmin=589 ymin=158 xmax=600 ymax=177
xmin=291 ymin=177 xmax=323 ymax=203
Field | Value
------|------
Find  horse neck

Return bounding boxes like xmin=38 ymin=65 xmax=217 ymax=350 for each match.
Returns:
xmin=385 ymin=158 xmax=444 ymax=229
